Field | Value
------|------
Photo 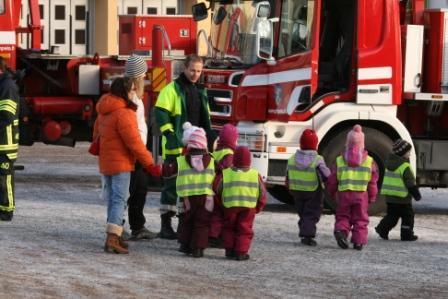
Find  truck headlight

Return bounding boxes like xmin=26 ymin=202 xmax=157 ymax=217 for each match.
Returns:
xmin=238 ymin=133 xmax=266 ymax=152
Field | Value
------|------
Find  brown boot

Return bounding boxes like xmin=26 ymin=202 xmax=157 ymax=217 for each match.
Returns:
xmin=118 ymin=235 xmax=129 ymax=249
xmin=104 ymin=224 xmax=129 ymax=254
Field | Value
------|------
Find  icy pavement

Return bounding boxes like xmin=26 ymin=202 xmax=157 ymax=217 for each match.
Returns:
xmin=0 ymin=143 xmax=447 ymax=298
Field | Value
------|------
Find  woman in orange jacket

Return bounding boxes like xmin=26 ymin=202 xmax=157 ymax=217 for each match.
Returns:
xmin=93 ymin=77 xmax=160 ymax=254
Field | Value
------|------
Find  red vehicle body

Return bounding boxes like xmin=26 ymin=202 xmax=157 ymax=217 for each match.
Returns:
xmin=192 ymin=0 xmax=448 ymax=213
xmin=0 ymin=0 xmax=185 ymax=146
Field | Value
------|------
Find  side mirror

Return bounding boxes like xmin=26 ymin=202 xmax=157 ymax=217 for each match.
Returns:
xmin=256 ymin=19 xmax=275 ymax=61
xmin=192 ymin=3 xmax=208 ymax=22
xmin=213 ymin=6 xmax=227 ymax=25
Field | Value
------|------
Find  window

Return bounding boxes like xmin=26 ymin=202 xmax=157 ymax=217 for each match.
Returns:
xmin=55 ymin=29 xmax=65 ymax=44
xmin=166 ymin=7 xmax=176 ymax=15
xmin=39 ymin=4 xmax=44 ymax=19
xmin=127 ymin=6 xmax=137 ymax=15
xmin=75 ymin=29 xmax=85 ymax=44
xmin=75 ymin=5 xmax=85 ymax=21
xmin=278 ymin=0 xmax=313 ymax=57
xmin=0 ymin=0 xmax=5 ymax=14
xmin=41 ymin=29 xmax=44 ymax=43
xmin=147 ymin=7 xmax=157 ymax=15
xmin=55 ymin=5 xmax=65 ymax=20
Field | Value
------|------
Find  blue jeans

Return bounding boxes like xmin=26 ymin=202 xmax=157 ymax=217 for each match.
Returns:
xmin=102 ymin=173 xmax=131 ymax=226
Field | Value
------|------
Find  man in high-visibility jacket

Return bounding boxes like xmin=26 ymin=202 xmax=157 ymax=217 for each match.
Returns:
xmin=0 ymin=57 xmax=20 ymax=221
xmin=154 ymin=54 xmax=214 ymax=239
xmin=376 ymin=139 xmax=421 ymax=241
xmin=213 ymin=146 xmax=267 ymax=261
xmin=327 ymin=125 xmax=379 ymax=250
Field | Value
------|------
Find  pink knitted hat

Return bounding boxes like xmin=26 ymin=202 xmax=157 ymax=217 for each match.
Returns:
xmin=218 ymin=124 xmax=238 ymax=149
xmin=187 ymin=128 xmax=208 ymax=149
xmin=346 ymin=124 xmax=365 ymax=149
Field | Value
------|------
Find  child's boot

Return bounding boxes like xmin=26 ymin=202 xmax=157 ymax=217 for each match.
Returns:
xmin=178 ymin=243 xmax=191 ymax=255
xmin=301 ymin=237 xmax=317 ymax=246
xmin=401 ymin=227 xmax=418 ymax=241
xmin=192 ymin=248 xmax=204 ymax=258
xmin=334 ymin=230 xmax=349 ymax=249
xmin=353 ymin=243 xmax=363 ymax=251
xmin=225 ymin=249 xmax=236 ymax=259
xmin=235 ymin=252 xmax=250 ymax=261
xmin=375 ymin=226 xmax=389 ymax=240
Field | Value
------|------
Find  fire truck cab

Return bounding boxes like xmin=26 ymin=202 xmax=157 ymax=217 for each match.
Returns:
xmin=193 ymin=0 xmax=448 ymax=213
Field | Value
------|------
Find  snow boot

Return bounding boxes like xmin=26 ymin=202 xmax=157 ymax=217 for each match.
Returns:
xmin=178 ymin=244 xmax=192 ymax=255
xmin=353 ymin=243 xmax=363 ymax=251
xmin=118 ymin=235 xmax=129 ymax=249
xmin=375 ymin=226 xmax=389 ymax=240
xmin=131 ymin=227 xmax=158 ymax=241
xmin=104 ymin=223 xmax=129 ymax=254
xmin=208 ymin=236 xmax=223 ymax=248
xmin=235 ymin=253 xmax=250 ymax=261
xmin=158 ymin=212 xmax=177 ymax=240
xmin=301 ymin=237 xmax=317 ymax=246
xmin=191 ymin=248 xmax=204 ymax=258
xmin=334 ymin=230 xmax=349 ymax=249
xmin=0 ymin=211 xmax=13 ymax=221
xmin=401 ymin=227 xmax=418 ymax=241
xmin=225 ymin=249 xmax=236 ymax=259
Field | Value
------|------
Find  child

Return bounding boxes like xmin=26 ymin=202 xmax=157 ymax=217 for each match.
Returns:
xmin=286 ymin=129 xmax=330 ymax=246
xmin=209 ymin=124 xmax=239 ymax=247
xmin=376 ymin=139 xmax=421 ymax=241
xmin=213 ymin=146 xmax=266 ymax=261
xmin=327 ymin=125 xmax=379 ymax=250
xmin=176 ymin=127 xmax=215 ymax=258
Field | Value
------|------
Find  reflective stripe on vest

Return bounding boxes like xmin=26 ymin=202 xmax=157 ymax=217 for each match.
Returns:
xmin=212 ymin=148 xmax=234 ymax=163
xmin=287 ymin=154 xmax=321 ymax=191
xmin=222 ymin=168 xmax=259 ymax=208
xmin=176 ymin=156 xmax=215 ymax=197
xmin=0 ymin=100 xmax=19 ymax=161
xmin=336 ymin=155 xmax=373 ymax=191
xmin=380 ymin=162 xmax=411 ymax=198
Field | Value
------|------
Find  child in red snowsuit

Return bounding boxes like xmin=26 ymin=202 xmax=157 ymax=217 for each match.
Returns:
xmin=209 ymin=124 xmax=238 ymax=247
xmin=213 ymin=146 xmax=267 ymax=261
xmin=177 ymin=128 xmax=215 ymax=258
xmin=327 ymin=125 xmax=379 ymax=250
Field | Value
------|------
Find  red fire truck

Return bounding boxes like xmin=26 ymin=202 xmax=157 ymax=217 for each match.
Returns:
xmin=192 ymin=0 xmax=448 ymax=213
xmin=0 ymin=0 xmax=193 ymax=147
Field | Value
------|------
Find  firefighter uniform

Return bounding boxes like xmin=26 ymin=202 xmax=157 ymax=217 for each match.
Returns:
xmin=0 ymin=70 xmax=20 ymax=221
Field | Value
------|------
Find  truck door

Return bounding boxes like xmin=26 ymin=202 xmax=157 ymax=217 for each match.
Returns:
xmin=267 ymin=0 xmax=320 ymax=117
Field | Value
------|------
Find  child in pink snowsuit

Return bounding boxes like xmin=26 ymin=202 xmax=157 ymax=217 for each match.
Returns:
xmin=327 ymin=125 xmax=379 ymax=250
xmin=209 ymin=124 xmax=238 ymax=247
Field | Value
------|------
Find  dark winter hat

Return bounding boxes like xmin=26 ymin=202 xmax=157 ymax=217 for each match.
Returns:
xmin=124 ymin=54 xmax=148 ymax=78
xmin=300 ymin=129 xmax=318 ymax=150
xmin=233 ymin=146 xmax=251 ymax=168
xmin=393 ymin=139 xmax=412 ymax=157
xmin=218 ymin=124 xmax=238 ymax=149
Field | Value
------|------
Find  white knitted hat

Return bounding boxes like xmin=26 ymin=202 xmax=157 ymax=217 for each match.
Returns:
xmin=124 ymin=54 xmax=148 ymax=78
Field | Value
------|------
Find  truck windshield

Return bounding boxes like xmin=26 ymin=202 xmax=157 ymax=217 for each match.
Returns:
xmin=208 ymin=1 xmax=267 ymax=67
xmin=0 ymin=0 xmax=5 ymax=14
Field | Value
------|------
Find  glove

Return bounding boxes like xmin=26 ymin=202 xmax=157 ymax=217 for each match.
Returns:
xmin=144 ymin=164 xmax=162 ymax=177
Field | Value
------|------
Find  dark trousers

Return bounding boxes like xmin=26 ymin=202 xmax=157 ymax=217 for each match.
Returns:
xmin=377 ymin=203 xmax=415 ymax=236
xmin=292 ymin=189 xmax=323 ymax=238
xmin=178 ymin=197 xmax=212 ymax=250
xmin=222 ymin=207 xmax=256 ymax=254
xmin=0 ymin=156 xmax=14 ymax=213
xmin=160 ymin=157 xmax=178 ymax=214
xmin=127 ymin=162 xmax=149 ymax=231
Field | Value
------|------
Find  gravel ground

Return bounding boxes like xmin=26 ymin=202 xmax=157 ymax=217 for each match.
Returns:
xmin=1 ymin=143 xmax=448 ymax=299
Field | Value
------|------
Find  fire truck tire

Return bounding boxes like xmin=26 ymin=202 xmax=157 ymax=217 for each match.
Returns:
xmin=267 ymin=185 xmax=294 ymax=205
xmin=321 ymin=126 xmax=393 ymax=215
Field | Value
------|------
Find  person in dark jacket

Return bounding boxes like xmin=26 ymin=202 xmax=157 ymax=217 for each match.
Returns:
xmin=0 ymin=57 xmax=20 ymax=221
xmin=376 ymin=139 xmax=421 ymax=241
xmin=286 ymin=129 xmax=330 ymax=246
xmin=154 ymin=54 xmax=214 ymax=239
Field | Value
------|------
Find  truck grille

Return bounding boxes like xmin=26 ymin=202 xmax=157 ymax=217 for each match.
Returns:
xmin=268 ymin=159 xmax=288 ymax=177
xmin=207 ymin=89 xmax=232 ymax=117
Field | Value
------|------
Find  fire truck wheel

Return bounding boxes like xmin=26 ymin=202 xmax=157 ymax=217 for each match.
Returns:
xmin=321 ymin=126 xmax=393 ymax=216
xmin=267 ymin=185 xmax=295 ymax=205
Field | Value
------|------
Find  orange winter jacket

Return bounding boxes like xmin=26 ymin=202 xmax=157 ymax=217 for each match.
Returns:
xmin=93 ymin=93 xmax=154 ymax=175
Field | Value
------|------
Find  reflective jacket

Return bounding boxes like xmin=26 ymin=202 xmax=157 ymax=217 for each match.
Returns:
xmin=287 ymin=154 xmax=322 ymax=191
xmin=0 ymin=73 xmax=19 ymax=161
xmin=336 ymin=155 xmax=373 ymax=191
xmin=222 ymin=168 xmax=259 ymax=208
xmin=176 ymin=155 xmax=215 ymax=197
xmin=381 ymin=162 xmax=411 ymax=198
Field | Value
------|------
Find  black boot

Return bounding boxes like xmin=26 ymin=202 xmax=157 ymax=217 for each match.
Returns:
xmin=0 ymin=211 xmax=13 ymax=221
xmin=301 ymin=237 xmax=317 ymax=246
xmin=334 ymin=230 xmax=349 ymax=249
xmin=401 ymin=228 xmax=418 ymax=241
xmin=375 ymin=226 xmax=389 ymax=240
xmin=225 ymin=249 xmax=236 ymax=259
xmin=159 ymin=212 xmax=177 ymax=240
xmin=192 ymin=248 xmax=204 ymax=258
xmin=178 ymin=244 xmax=191 ymax=255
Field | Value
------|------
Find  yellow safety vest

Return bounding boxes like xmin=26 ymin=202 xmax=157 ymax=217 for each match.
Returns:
xmin=222 ymin=168 xmax=259 ymax=208
xmin=212 ymin=148 xmax=233 ymax=163
xmin=336 ymin=155 xmax=373 ymax=192
xmin=176 ymin=156 xmax=215 ymax=197
xmin=0 ymin=99 xmax=19 ymax=160
xmin=287 ymin=154 xmax=321 ymax=191
xmin=380 ymin=162 xmax=411 ymax=198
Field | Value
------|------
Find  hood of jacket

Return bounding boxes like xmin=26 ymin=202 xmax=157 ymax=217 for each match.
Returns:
xmin=343 ymin=146 xmax=368 ymax=167
xmin=294 ymin=150 xmax=319 ymax=169
xmin=96 ymin=93 xmax=127 ymax=116
xmin=385 ymin=153 xmax=409 ymax=171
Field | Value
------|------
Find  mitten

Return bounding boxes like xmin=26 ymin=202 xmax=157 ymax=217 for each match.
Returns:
xmin=144 ymin=164 xmax=162 ymax=177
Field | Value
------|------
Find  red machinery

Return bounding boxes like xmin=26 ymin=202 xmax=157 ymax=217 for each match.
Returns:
xmin=191 ymin=0 xmax=448 ymax=213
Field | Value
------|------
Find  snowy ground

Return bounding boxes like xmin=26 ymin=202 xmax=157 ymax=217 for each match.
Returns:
xmin=1 ymin=143 xmax=448 ymax=298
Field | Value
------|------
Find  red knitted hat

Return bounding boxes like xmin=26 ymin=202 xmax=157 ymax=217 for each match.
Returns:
xmin=233 ymin=146 xmax=251 ymax=168
xmin=300 ymin=129 xmax=318 ymax=150
xmin=218 ymin=124 xmax=238 ymax=149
